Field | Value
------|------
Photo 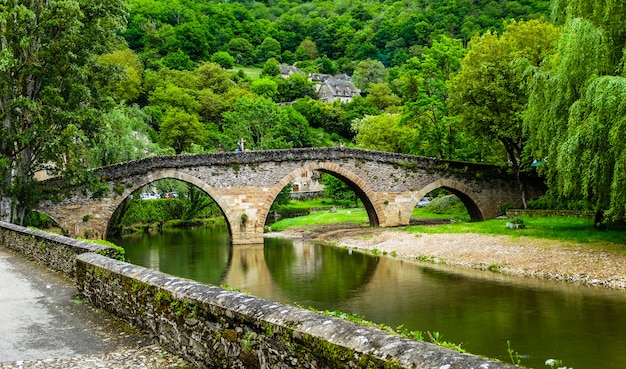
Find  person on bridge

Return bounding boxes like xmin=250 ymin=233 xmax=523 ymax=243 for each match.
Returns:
xmin=236 ymin=138 xmax=246 ymax=152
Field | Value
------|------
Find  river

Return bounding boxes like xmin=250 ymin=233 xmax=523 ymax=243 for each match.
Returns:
xmin=113 ymin=225 xmax=626 ymax=369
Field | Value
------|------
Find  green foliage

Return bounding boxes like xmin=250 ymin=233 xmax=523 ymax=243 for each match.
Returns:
xmin=159 ymin=108 xmax=207 ymax=154
xmin=399 ymin=35 xmax=470 ymax=160
xmin=321 ymin=174 xmax=357 ymax=205
xmin=23 ymin=211 xmax=54 ymax=229
xmin=222 ymin=97 xmax=317 ymax=150
xmin=271 ymin=183 xmax=294 ymax=211
xmin=365 ymin=83 xmax=400 ymax=111
xmin=181 ymin=187 xmax=217 ymax=221
xmin=88 ymin=105 xmax=166 ymax=167
xmin=162 ymin=49 xmax=195 ymax=71
xmin=413 ymin=195 xmax=470 ymax=221
xmin=449 ymin=19 xmax=559 ymax=170
xmin=256 ymin=37 xmax=282 ymax=64
xmin=526 ymin=1 xmax=626 ymax=222
xmin=97 ymin=48 xmax=144 ymax=102
xmin=352 ymin=59 xmax=388 ymax=91
xmin=352 ymin=114 xmax=410 ymax=153
xmin=227 ymin=38 xmax=255 ymax=65
xmin=0 ymin=0 xmax=127 ymax=223
xmin=251 ymin=78 xmax=279 ymax=100
xmin=211 ymin=51 xmax=235 ymax=69
xmin=261 ymin=58 xmax=280 ymax=77
xmin=507 ymin=340 xmax=522 ymax=366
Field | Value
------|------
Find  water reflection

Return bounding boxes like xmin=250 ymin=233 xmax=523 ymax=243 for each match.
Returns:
xmin=264 ymin=238 xmax=379 ymax=307
xmin=115 ymin=225 xmax=626 ymax=369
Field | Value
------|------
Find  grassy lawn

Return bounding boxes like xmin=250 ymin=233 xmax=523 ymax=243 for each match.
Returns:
xmin=404 ymin=216 xmax=626 ymax=250
xmin=270 ymin=203 xmax=626 ymax=254
xmin=228 ymin=65 xmax=262 ymax=80
xmin=269 ymin=207 xmax=368 ymax=232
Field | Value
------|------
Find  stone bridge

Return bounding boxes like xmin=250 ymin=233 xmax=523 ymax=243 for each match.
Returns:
xmin=35 ymin=148 xmax=545 ymax=244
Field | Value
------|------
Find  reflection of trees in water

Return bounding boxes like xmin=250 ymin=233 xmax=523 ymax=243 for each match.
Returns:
xmin=263 ymin=238 xmax=379 ymax=305
xmin=117 ymin=225 xmax=232 ymax=285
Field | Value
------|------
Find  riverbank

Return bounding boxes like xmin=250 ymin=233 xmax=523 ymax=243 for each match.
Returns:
xmin=265 ymin=222 xmax=626 ymax=290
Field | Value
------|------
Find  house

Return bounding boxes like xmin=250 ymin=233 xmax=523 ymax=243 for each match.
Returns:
xmin=334 ymin=73 xmax=352 ymax=81
xmin=315 ymin=77 xmax=361 ymax=103
xmin=278 ymin=64 xmax=305 ymax=78
xmin=308 ymin=73 xmax=333 ymax=83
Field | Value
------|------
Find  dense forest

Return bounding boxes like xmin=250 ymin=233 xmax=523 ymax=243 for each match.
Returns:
xmin=1 ymin=0 xmax=625 ymax=225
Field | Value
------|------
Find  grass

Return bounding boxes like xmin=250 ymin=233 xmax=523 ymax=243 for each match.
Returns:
xmin=269 ymin=207 xmax=368 ymax=232
xmin=269 ymin=200 xmax=626 ymax=255
xmin=282 ymin=198 xmax=356 ymax=210
xmin=403 ymin=215 xmax=626 ymax=249
xmin=228 ymin=65 xmax=262 ymax=80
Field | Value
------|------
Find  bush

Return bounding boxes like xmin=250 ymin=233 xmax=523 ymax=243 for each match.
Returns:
xmin=23 ymin=211 xmax=54 ymax=229
xmin=210 ymin=51 xmax=235 ymax=69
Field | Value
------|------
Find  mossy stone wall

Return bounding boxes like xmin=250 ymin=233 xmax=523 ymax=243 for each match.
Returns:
xmin=76 ymin=252 xmax=517 ymax=369
xmin=0 ymin=221 xmax=118 ymax=276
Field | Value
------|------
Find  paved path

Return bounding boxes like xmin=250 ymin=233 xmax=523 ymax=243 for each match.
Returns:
xmin=0 ymin=246 xmax=193 ymax=368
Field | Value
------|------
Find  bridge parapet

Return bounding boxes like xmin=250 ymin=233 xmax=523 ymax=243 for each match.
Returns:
xmin=91 ymin=147 xmax=512 ymax=181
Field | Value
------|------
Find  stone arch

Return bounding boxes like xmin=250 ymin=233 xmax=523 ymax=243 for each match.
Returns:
xmin=261 ymin=162 xmax=382 ymax=227
xmin=105 ymin=170 xmax=233 ymax=239
xmin=29 ymin=210 xmax=64 ymax=233
xmin=415 ymin=179 xmax=486 ymax=221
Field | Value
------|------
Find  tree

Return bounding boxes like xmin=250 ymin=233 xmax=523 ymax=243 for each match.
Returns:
xmin=227 ymin=37 xmax=255 ymax=65
xmin=255 ymin=37 xmax=281 ymax=64
xmin=211 ymin=51 xmax=235 ymax=69
xmin=251 ymin=78 xmax=279 ymax=100
xmin=449 ymin=19 xmax=559 ymax=174
xmin=0 ymin=0 xmax=128 ymax=223
xmin=526 ymin=1 xmax=626 ymax=223
xmin=159 ymin=108 xmax=207 ymax=154
xmin=195 ymin=62 xmax=232 ymax=94
xmin=317 ymin=56 xmax=338 ymax=75
xmin=97 ymin=48 xmax=144 ymax=102
xmin=275 ymin=73 xmax=317 ymax=103
xmin=366 ymin=83 xmax=401 ymax=111
xmin=163 ymin=49 xmax=195 ymax=71
xmin=352 ymin=59 xmax=388 ymax=92
xmin=221 ymin=97 xmax=288 ymax=150
xmin=295 ymin=38 xmax=319 ymax=61
xmin=261 ymin=58 xmax=280 ymax=77
xmin=88 ymin=105 xmax=167 ymax=167
xmin=320 ymin=173 xmax=357 ymax=206
xmin=398 ymin=35 xmax=466 ymax=160
xmin=352 ymin=114 xmax=410 ymax=153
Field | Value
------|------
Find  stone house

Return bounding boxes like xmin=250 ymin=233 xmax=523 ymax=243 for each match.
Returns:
xmin=278 ymin=64 xmax=305 ymax=78
xmin=315 ymin=77 xmax=361 ymax=103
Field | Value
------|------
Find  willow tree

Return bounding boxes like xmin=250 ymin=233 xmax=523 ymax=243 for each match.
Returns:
xmin=525 ymin=0 xmax=626 ymax=224
xmin=0 ymin=0 xmax=128 ymax=223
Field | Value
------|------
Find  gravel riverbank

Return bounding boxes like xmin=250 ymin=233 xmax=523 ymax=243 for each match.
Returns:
xmin=266 ymin=223 xmax=626 ymax=290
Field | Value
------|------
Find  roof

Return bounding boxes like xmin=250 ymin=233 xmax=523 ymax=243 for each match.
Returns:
xmin=279 ymin=64 xmax=305 ymax=76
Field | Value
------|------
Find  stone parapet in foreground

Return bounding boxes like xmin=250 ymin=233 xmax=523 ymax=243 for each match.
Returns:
xmin=77 ymin=252 xmax=517 ymax=369
xmin=0 ymin=221 xmax=118 ymax=276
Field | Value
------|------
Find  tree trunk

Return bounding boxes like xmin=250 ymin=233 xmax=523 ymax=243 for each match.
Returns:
xmin=594 ymin=210 xmax=606 ymax=229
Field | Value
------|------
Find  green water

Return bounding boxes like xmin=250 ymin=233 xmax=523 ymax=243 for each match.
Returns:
xmin=114 ymin=225 xmax=626 ymax=369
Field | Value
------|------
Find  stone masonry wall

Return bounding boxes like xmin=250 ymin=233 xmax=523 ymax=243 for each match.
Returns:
xmin=76 ymin=252 xmax=517 ymax=369
xmin=0 ymin=223 xmax=515 ymax=368
xmin=0 ymin=221 xmax=119 ymax=277
xmin=36 ymin=147 xmax=545 ymax=243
